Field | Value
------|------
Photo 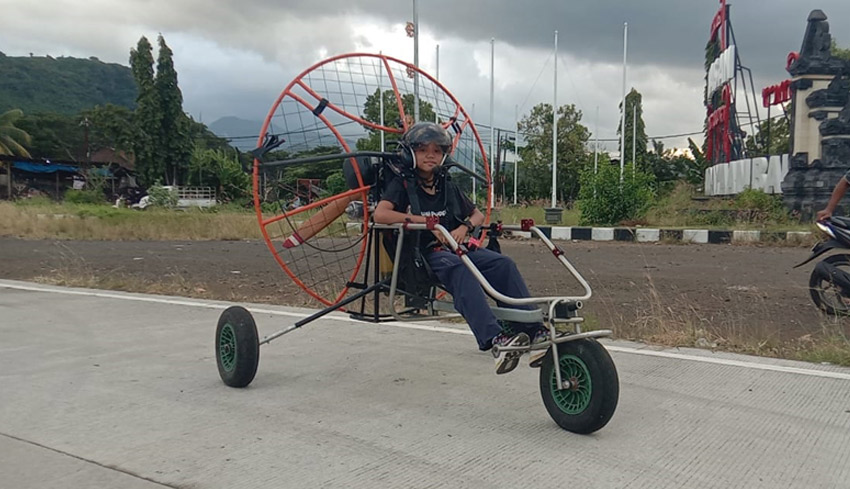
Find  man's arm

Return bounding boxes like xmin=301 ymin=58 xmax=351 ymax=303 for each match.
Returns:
xmin=817 ymin=176 xmax=850 ymax=221
xmin=372 ymin=200 xmax=427 ymax=224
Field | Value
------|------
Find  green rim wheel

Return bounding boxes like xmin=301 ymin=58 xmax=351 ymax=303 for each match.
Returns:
xmin=216 ymin=306 xmax=259 ymax=388
xmin=219 ymin=324 xmax=237 ymax=373
xmin=539 ymin=338 xmax=618 ymax=434
xmin=550 ymin=355 xmax=592 ymax=414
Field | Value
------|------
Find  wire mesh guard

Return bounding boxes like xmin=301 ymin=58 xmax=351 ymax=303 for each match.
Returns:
xmin=254 ymin=53 xmax=491 ymax=307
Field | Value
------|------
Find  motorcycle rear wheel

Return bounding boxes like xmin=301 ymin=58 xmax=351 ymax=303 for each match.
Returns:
xmin=809 ymin=254 xmax=850 ymax=316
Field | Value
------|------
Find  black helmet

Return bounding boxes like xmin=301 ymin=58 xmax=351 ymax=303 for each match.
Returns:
xmin=402 ymin=122 xmax=452 ymax=154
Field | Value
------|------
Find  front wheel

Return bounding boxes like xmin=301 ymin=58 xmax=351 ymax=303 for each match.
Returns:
xmin=216 ymin=306 xmax=260 ymax=388
xmin=809 ymin=254 xmax=850 ymax=316
xmin=539 ymin=338 xmax=618 ymax=434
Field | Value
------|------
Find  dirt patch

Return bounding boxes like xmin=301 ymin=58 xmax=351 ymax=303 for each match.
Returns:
xmin=1 ymin=237 xmax=844 ymax=352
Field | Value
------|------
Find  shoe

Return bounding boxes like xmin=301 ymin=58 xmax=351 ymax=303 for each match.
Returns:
xmin=492 ymin=332 xmax=530 ymax=374
xmin=528 ymin=327 xmax=550 ymax=368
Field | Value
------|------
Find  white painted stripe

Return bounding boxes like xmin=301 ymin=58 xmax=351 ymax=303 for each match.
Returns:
xmin=683 ymin=229 xmax=709 ymax=243
xmin=550 ymin=226 xmax=571 ymax=240
xmin=591 ymin=227 xmax=614 ymax=241
xmin=732 ymin=230 xmax=760 ymax=242
xmin=636 ymin=228 xmax=660 ymax=242
xmin=605 ymin=346 xmax=850 ymax=381
xmin=4 ymin=281 xmax=850 ymax=381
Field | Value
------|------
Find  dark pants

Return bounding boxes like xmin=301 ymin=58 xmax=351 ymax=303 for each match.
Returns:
xmin=426 ymin=248 xmax=541 ymax=350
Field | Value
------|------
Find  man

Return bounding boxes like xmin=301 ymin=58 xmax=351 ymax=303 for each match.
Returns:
xmin=372 ymin=122 xmax=547 ymax=374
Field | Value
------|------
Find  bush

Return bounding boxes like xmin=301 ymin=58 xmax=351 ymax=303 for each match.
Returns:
xmin=64 ymin=189 xmax=104 ymax=205
xmin=578 ymin=163 xmax=655 ymax=226
xmin=735 ymin=188 xmax=783 ymax=212
xmin=147 ymin=185 xmax=178 ymax=208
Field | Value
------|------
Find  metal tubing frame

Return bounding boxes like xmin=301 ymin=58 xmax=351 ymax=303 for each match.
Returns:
xmin=262 ymin=220 xmax=608 ymax=390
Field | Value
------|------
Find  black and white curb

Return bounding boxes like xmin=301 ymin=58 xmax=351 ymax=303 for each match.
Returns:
xmin=506 ymin=226 xmax=813 ymax=244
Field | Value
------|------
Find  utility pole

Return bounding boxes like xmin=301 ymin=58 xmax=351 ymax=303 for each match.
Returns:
xmin=80 ymin=117 xmax=92 ymax=163
xmin=413 ymin=0 xmax=419 ymax=123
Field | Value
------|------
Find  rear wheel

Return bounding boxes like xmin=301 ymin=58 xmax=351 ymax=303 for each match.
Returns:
xmin=539 ymin=338 xmax=618 ymax=434
xmin=216 ymin=306 xmax=260 ymax=387
xmin=809 ymin=254 xmax=850 ymax=316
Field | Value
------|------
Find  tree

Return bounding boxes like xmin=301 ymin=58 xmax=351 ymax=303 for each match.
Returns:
xmin=617 ymin=88 xmax=648 ymax=169
xmin=81 ymin=104 xmax=135 ymax=156
xmin=745 ymin=113 xmax=790 ymax=157
xmin=155 ymin=35 xmax=191 ymax=185
xmin=517 ymin=103 xmax=590 ymax=203
xmin=578 ymin=161 xmax=655 ymax=226
xmin=356 ymin=89 xmax=435 ymax=151
xmin=831 ymin=39 xmax=850 ymax=61
xmin=129 ymin=36 xmax=161 ymax=186
xmin=0 ymin=109 xmax=32 ymax=157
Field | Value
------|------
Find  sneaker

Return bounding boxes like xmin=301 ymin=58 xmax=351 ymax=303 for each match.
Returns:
xmin=491 ymin=332 xmax=530 ymax=374
xmin=528 ymin=327 xmax=550 ymax=368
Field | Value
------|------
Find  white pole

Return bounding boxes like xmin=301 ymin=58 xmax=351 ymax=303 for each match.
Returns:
xmin=380 ymin=51 xmax=385 ymax=152
xmin=514 ymin=104 xmax=518 ymax=206
xmin=472 ymin=103 xmax=477 ymax=202
xmin=594 ymin=106 xmax=599 ymax=175
xmin=413 ymin=0 xmax=419 ymax=123
xmin=594 ymin=106 xmax=599 ymax=198
xmin=632 ymin=104 xmax=637 ymax=177
xmin=489 ymin=38 xmax=495 ymax=208
xmin=435 ymin=44 xmax=440 ymax=123
xmin=620 ymin=22 xmax=628 ymax=184
xmin=551 ymin=30 xmax=558 ymax=208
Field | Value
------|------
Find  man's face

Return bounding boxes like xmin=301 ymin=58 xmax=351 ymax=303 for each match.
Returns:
xmin=413 ymin=142 xmax=445 ymax=171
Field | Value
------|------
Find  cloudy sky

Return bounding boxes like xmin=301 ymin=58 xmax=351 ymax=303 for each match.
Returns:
xmin=3 ymin=1 xmax=849 ymax=153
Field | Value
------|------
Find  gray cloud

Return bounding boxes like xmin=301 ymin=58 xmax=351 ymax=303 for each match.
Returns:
xmin=2 ymin=0 xmax=849 ymax=152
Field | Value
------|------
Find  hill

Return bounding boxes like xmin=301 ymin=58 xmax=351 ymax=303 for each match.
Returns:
xmin=0 ymin=52 xmax=136 ymax=114
xmin=208 ymin=116 xmax=263 ymax=150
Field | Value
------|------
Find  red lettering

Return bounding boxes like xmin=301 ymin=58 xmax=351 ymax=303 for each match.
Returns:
xmin=761 ymin=80 xmax=793 ymax=107
xmin=709 ymin=0 xmax=726 ymax=47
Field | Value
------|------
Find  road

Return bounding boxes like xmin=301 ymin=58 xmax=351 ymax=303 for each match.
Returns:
xmin=1 ymin=280 xmax=848 ymax=488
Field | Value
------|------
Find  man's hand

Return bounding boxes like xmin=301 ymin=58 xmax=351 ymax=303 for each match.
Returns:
xmin=816 ymin=208 xmax=833 ymax=221
xmin=450 ymin=226 xmax=468 ymax=246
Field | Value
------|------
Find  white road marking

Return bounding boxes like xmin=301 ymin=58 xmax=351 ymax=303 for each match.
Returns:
xmin=4 ymin=281 xmax=850 ymax=381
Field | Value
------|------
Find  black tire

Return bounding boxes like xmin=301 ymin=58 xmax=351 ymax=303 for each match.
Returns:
xmin=539 ymin=338 xmax=618 ymax=434
xmin=809 ymin=254 xmax=850 ymax=316
xmin=216 ymin=306 xmax=260 ymax=388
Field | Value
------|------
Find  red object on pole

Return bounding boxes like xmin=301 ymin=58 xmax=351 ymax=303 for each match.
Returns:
xmin=405 ymin=22 xmax=415 ymax=38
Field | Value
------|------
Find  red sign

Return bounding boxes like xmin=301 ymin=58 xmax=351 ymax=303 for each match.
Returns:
xmin=706 ymin=86 xmax=732 ymax=162
xmin=709 ymin=0 xmax=727 ymax=49
xmin=762 ymin=80 xmax=792 ymax=108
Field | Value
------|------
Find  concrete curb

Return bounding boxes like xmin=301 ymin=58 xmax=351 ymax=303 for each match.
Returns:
xmin=507 ymin=226 xmax=813 ymax=244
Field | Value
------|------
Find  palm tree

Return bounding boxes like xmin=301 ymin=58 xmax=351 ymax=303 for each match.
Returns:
xmin=0 ymin=109 xmax=32 ymax=157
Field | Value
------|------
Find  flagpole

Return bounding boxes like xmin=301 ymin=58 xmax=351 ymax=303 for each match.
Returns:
xmin=413 ymin=0 xmax=420 ymax=123
xmin=489 ymin=38 xmax=495 ymax=208
xmin=620 ymin=22 xmax=628 ymax=184
xmin=379 ymin=51 xmax=385 ymax=152
xmin=472 ymin=103 xmax=477 ymax=202
xmin=514 ymin=104 xmax=519 ymax=206
xmin=551 ymin=30 xmax=558 ymax=208
xmin=435 ymin=44 xmax=440 ymax=123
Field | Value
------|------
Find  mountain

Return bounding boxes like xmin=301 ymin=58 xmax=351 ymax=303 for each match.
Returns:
xmin=208 ymin=116 xmax=263 ymax=150
xmin=0 ymin=52 xmax=136 ymax=115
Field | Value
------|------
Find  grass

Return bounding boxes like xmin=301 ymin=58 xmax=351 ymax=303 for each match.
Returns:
xmin=0 ymin=200 xmax=261 ymax=240
xmin=595 ymin=271 xmax=850 ymax=366
xmin=1 ymin=183 xmax=814 ymax=242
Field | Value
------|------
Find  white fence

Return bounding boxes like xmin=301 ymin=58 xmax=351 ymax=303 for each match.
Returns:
xmin=165 ymin=186 xmax=217 ymax=208
xmin=703 ymin=154 xmax=789 ymax=196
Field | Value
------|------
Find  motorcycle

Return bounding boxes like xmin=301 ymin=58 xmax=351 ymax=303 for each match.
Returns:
xmin=795 ymin=216 xmax=850 ymax=315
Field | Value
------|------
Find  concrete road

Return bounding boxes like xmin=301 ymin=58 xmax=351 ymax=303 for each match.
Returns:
xmin=1 ymin=279 xmax=849 ymax=489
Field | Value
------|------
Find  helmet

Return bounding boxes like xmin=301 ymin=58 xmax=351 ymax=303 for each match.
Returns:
xmin=402 ymin=122 xmax=452 ymax=154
